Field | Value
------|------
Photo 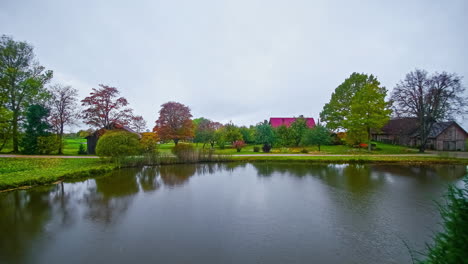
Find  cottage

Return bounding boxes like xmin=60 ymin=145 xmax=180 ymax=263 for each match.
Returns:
xmin=372 ymin=118 xmax=468 ymax=151
xmin=85 ymin=123 xmax=140 ymax=154
xmin=269 ymin=117 xmax=316 ymax=128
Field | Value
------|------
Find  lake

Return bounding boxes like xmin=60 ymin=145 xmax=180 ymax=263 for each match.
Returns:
xmin=0 ymin=163 xmax=466 ymax=264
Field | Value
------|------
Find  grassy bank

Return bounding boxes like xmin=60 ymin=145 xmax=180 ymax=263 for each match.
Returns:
xmin=231 ymin=155 xmax=468 ymax=164
xmin=0 ymin=158 xmax=115 ymax=191
xmin=1 ymin=152 xmax=467 ymax=191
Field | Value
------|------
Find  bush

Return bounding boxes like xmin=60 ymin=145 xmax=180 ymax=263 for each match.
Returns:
xmin=78 ymin=144 xmax=87 ymax=155
xmin=96 ymin=130 xmax=141 ymax=164
xmin=233 ymin=140 xmax=245 ymax=152
xmin=37 ymin=135 xmax=61 ymax=154
xmin=262 ymin=144 xmax=272 ymax=153
xmin=172 ymin=143 xmax=196 ymax=162
xmin=416 ymin=177 xmax=468 ymax=263
xmin=300 ymin=148 xmax=308 ymax=153
xmin=253 ymin=146 xmax=260 ymax=152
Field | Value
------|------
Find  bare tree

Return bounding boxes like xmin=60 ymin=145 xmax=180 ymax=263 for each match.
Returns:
xmin=130 ymin=115 xmax=147 ymax=133
xmin=49 ymin=84 xmax=79 ymax=154
xmin=391 ymin=69 xmax=467 ymax=152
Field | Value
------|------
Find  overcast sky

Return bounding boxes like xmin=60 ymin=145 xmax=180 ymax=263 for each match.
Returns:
xmin=1 ymin=0 xmax=467 ymax=131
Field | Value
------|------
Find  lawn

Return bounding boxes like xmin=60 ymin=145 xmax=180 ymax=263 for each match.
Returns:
xmin=158 ymin=141 xmax=420 ymax=155
xmin=0 ymin=136 xmax=88 ymax=155
xmin=0 ymin=158 xmax=114 ymax=190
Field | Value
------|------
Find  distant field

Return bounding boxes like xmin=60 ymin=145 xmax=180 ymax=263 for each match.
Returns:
xmin=0 ymin=136 xmax=88 ymax=155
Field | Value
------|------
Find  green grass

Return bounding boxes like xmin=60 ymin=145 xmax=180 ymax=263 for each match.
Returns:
xmin=0 ymin=158 xmax=114 ymax=190
xmin=158 ymin=141 xmax=419 ymax=155
xmin=231 ymin=155 xmax=468 ymax=164
xmin=0 ymin=136 xmax=89 ymax=155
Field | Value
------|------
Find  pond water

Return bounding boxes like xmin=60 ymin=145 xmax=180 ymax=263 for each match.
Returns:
xmin=0 ymin=163 xmax=466 ymax=264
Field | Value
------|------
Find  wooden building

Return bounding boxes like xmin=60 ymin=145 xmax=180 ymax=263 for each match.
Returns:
xmin=372 ymin=118 xmax=468 ymax=151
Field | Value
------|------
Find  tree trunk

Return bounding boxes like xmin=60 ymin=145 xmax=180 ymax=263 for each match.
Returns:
xmin=12 ymin=111 xmax=19 ymax=153
xmin=58 ymin=124 xmax=64 ymax=154
xmin=368 ymin=127 xmax=372 ymax=152
xmin=318 ymin=144 xmax=321 ymax=152
xmin=174 ymin=138 xmax=179 ymax=145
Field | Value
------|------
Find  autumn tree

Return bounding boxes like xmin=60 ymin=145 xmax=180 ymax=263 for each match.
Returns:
xmin=81 ymin=84 xmax=134 ymax=129
xmin=49 ymin=84 xmax=79 ymax=154
xmin=391 ymin=69 xmax=467 ymax=152
xmin=320 ymin=73 xmax=380 ymax=131
xmin=302 ymin=124 xmax=331 ymax=151
xmin=345 ymin=82 xmax=391 ymax=150
xmin=154 ymin=101 xmax=194 ymax=145
xmin=0 ymin=35 xmax=53 ymax=153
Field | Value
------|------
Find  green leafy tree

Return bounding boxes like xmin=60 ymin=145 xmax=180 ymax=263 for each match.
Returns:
xmin=290 ymin=117 xmax=309 ymax=146
xmin=0 ymin=35 xmax=53 ymax=153
xmin=275 ymin=125 xmax=294 ymax=147
xmin=302 ymin=124 xmax=331 ymax=151
xmin=20 ymin=104 xmax=51 ymax=154
xmin=320 ymin=73 xmax=380 ymax=131
xmin=255 ymin=120 xmax=275 ymax=152
xmin=95 ymin=130 xmax=140 ymax=165
xmin=223 ymin=122 xmax=243 ymax=144
xmin=0 ymin=107 xmax=12 ymax=151
xmin=345 ymin=83 xmax=392 ymax=151
xmin=239 ymin=126 xmax=255 ymax=144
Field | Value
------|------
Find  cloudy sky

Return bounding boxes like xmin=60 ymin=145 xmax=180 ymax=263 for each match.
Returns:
xmin=1 ymin=0 xmax=467 ymax=131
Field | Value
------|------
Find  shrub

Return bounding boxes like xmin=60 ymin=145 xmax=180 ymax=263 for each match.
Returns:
xmin=262 ymin=144 xmax=272 ymax=153
xmin=233 ymin=140 xmax=245 ymax=152
xmin=300 ymin=148 xmax=308 ymax=153
xmin=37 ymin=135 xmax=61 ymax=154
xmin=172 ymin=143 xmax=196 ymax=162
xmin=253 ymin=146 xmax=260 ymax=152
xmin=96 ymin=130 xmax=141 ymax=164
xmin=78 ymin=144 xmax=87 ymax=155
xmin=416 ymin=177 xmax=468 ymax=263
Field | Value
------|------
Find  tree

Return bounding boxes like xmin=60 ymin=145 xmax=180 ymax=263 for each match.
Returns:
xmin=320 ymin=73 xmax=380 ymax=131
xmin=0 ymin=35 xmax=53 ymax=153
xmin=154 ymin=101 xmax=194 ymax=145
xmin=223 ymin=122 xmax=243 ymax=144
xmin=391 ymin=69 xmax=467 ymax=152
xmin=194 ymin=118 xmax=220 ymax=148
xmin=255 ymin=120 xmax=275 ymax=153
xmin=0 ymin=107 xmax=12 ymax=151
xmin=49 ymin=84 xmax=79 ymax=154
xmin=345 ymin=83 xmax=392 ymax=151
xmin=290 ymin=117 xmax=309 ymax=146
xmin=81 ymin=84 xmax=134 ymax=129
xmin=239 ymin=126 xmax=255 ymax=144
xmin=275 ymin=125 xmax=294 ymax=147
xmin=130 ymin=115 xmax=147 ymax=133
xmin=20 ymin=104 xmax=51 ymax=154
xmin=95 ymin=130 xmax=141 ymax=165
xmin=302 ymin=124 xmax=332 ymax=151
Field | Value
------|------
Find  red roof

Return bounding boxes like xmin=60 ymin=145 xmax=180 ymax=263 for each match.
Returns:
xmin=269 ymin=117 xmax=316 ymax=128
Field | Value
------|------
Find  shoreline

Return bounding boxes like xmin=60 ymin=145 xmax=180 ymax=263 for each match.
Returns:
xmin=1 ymin=155 xmax=467 ymax=192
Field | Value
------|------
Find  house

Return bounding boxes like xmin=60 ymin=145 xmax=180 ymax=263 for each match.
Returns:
xmin=85 ymin=123 xmax=140 ymax=154
xmin=269 ymin=117 xmax=316 ymax=128
xmin=372 ymin=118 xmax=468 ymax=151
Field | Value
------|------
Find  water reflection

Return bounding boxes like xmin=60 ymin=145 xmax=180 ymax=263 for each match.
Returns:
xmin=0 ymin=163 xmax=465 ymax=264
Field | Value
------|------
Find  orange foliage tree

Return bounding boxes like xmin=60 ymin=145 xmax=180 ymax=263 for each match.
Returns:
xmin=153 ymin=102 xmax=194 ymax=145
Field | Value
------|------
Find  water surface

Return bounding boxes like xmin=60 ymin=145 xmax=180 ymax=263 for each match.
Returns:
xmin=0 ymin=163 xmax=465 ymax=264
